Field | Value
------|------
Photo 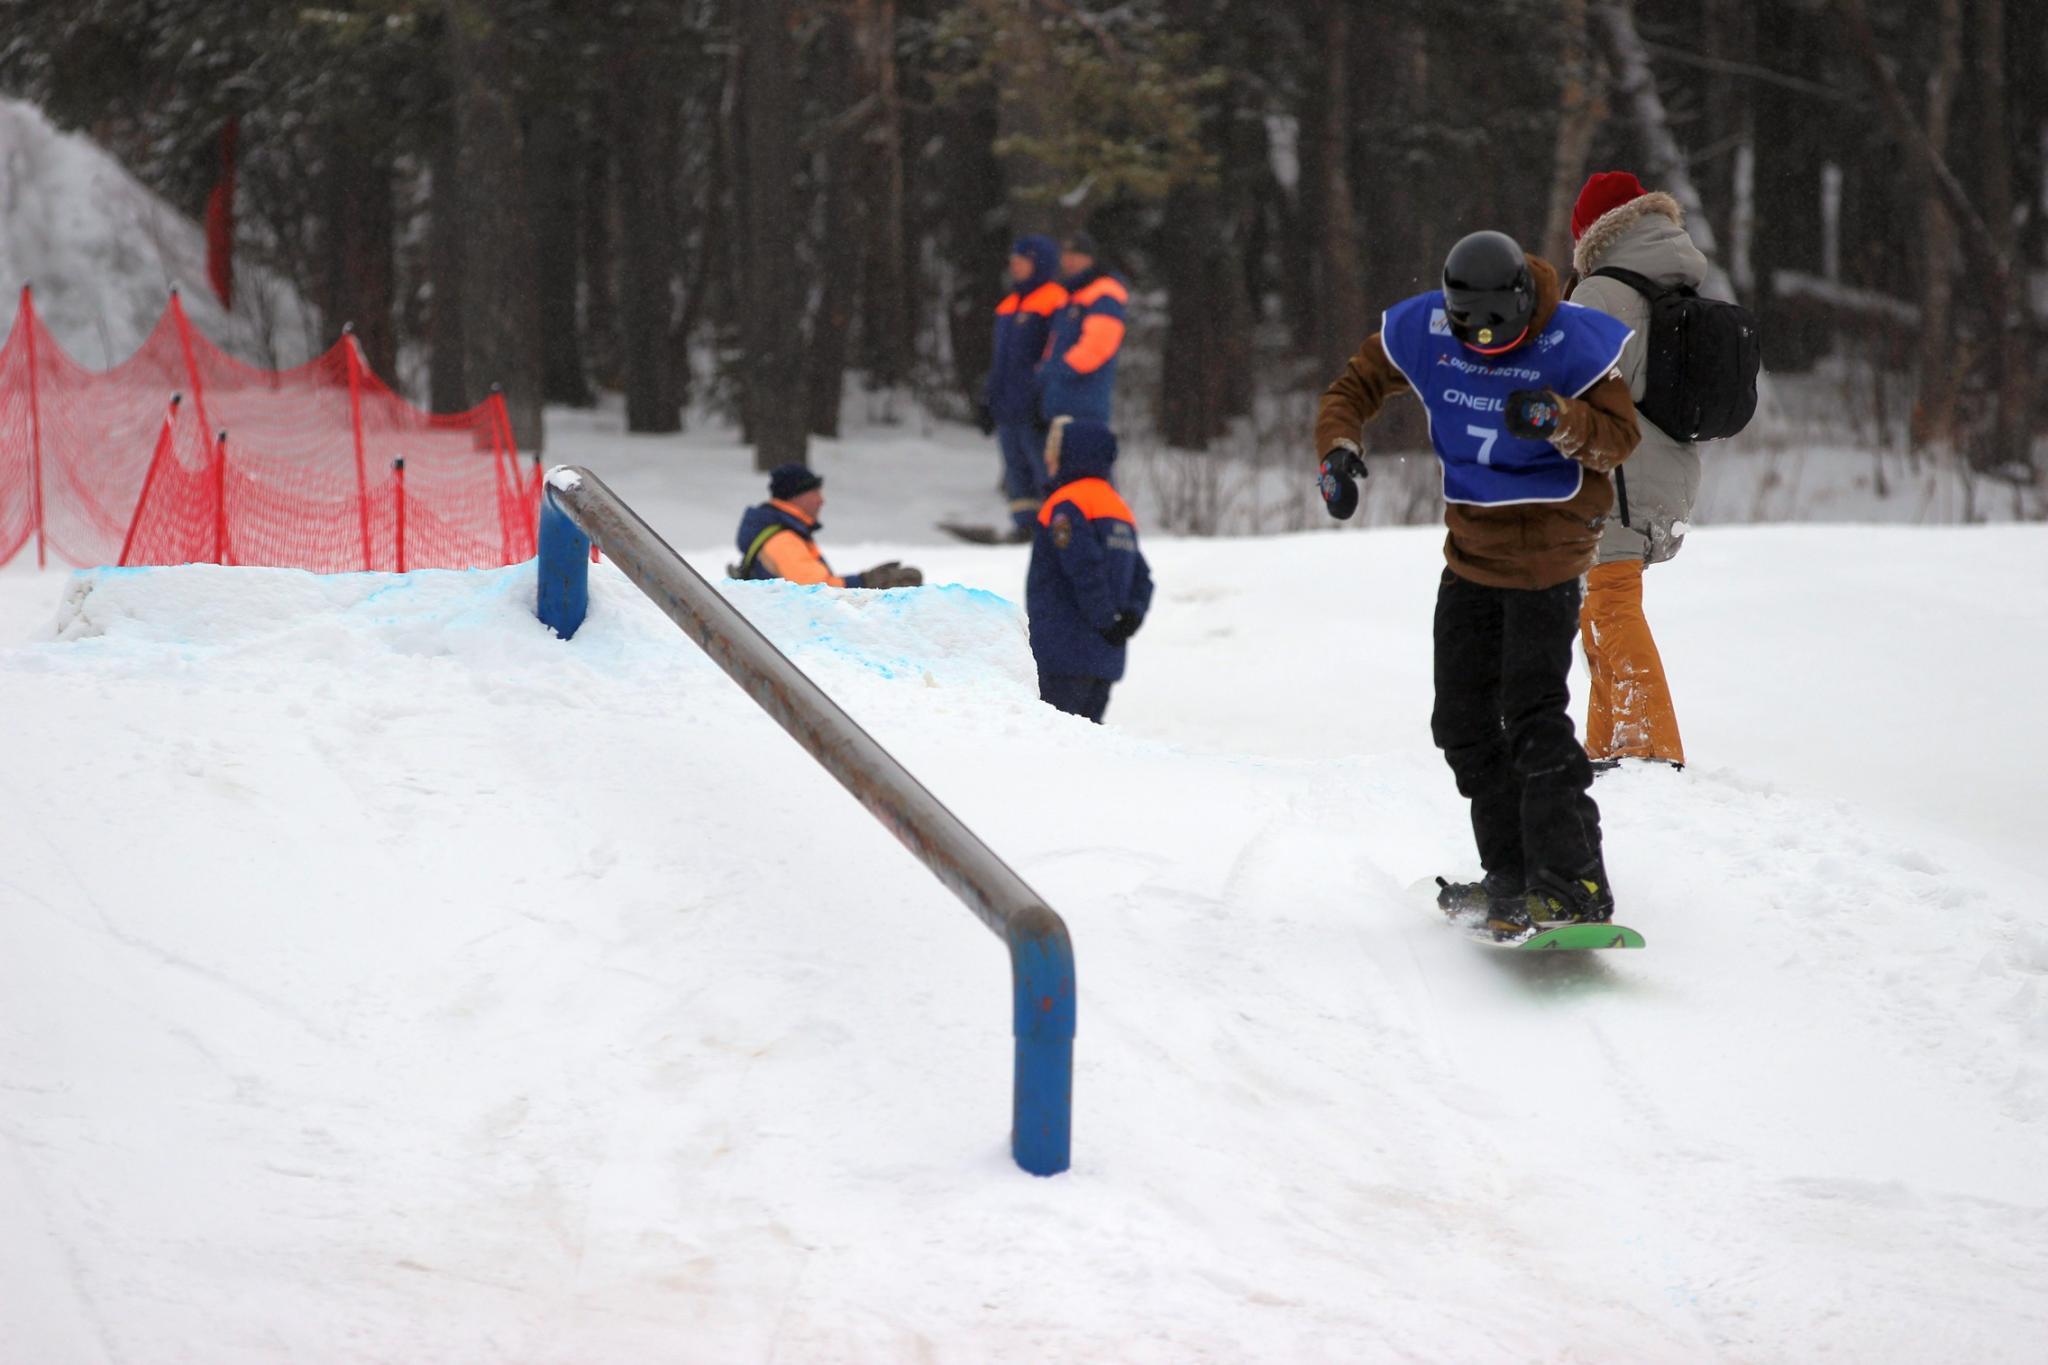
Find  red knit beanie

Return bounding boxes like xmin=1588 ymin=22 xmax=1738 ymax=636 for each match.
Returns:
xmin=1571 ymin=171 xmax=1648 ymax=241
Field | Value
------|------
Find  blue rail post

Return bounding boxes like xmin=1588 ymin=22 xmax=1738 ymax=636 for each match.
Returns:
xmin=535 ymin=465 xmax=1075 ymax=1175
xmin=1008 ymin=907 xmax=1076 ymax=1175
xmin=536 ymin=483 xmax=590 ymax=637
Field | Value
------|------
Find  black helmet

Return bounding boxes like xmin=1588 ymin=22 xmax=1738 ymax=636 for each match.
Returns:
xmin=1442 ymin=230 xmax=1534 ymax=349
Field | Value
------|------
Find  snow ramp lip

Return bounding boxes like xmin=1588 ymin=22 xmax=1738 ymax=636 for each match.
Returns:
xmin=33 ymin=561 xmax=1035 ymax=696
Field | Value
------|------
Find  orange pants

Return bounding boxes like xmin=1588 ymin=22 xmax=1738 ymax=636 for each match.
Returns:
xmin=1580 ymin=560 xmax=1685 ymax=764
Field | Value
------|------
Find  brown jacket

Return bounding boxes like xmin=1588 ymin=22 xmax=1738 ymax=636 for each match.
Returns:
xmin=1315 ymin=255 xmax=1641 ymax=590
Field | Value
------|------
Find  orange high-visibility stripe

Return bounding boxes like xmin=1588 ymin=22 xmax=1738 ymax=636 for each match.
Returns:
xmin=995 ymin=281 xmax=1069 ymax=318
xmin=1039 ymin=476 xmax=1135 ymax=527
xmin=1071 ymin=275 xmax=1129 ymax=307
xmin=756 ymin=502 xmax=844 ymax=586
xmin=1061 ymin=315 xmax=1126 ymax=374
xmin=757 ymin=529 xmax=844 ymax=587
xmin=1020 ymin=281 xmax=1068 ymax=316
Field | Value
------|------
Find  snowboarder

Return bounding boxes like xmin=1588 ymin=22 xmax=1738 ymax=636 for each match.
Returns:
xmin=982 ymin=236 xmax=1069 ymax=538
xmin=1039 ymin=231 xmax=1128 ymax=426
xmin=1026 ymin=417 xmax=1152 ymax=723
xmin=1566 ymin=171 xmax=1709 ymax=769
xmin=732 ymin=464 xmax=922 ymax=589
xmin=1314 ymin=230 xmax=1641 ymax=937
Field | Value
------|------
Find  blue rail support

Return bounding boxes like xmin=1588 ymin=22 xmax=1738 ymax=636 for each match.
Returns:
xmin=534 ymin=465 xmax=1076 ymax=1176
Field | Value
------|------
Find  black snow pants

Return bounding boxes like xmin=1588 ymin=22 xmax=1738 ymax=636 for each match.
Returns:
xmin=1430 ymin=567 xmax=1604 ymax=889
xmin=1040 ymin=672 xmax=1113 ymax=724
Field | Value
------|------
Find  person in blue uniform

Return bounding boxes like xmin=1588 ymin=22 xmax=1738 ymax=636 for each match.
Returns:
xmin=1026 ymin=418 xmax=1152 ymax=724
xmin=982 ymin=235 xmax=1069 ymax=536
xmin=1314 ymin=230 xmax=1641 ymax=938
xmin=1038 ymin=231 xmax=1128 ymax=426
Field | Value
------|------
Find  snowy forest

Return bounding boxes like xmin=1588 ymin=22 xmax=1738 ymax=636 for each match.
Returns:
xmin=3 ymin=0 xmax=2044 ymax=488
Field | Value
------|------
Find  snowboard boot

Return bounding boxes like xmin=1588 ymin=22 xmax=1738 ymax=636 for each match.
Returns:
xmin=1524 ymin=868 xmax=1616 ymax=926
xmin=1435 ymin=870 xmax=1523 ymax=921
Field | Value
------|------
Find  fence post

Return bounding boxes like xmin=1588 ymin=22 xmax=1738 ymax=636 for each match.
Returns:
xmin=168 ymin=288 xmax=215 ymax=447
xmin=117 ymin=395 xmax=182 ymax=567
xmin=392 ymin=457 xmax=407 ymax=573
xmin=213 ymin=429 xmax=229 ymax=565
xmin=20 ymin=286 xmax=46 ymax=569
xmin=343 ymin=325 xmax=372 ymax=569
xmin=535 ymin=466 xmax=1075 ymax=1176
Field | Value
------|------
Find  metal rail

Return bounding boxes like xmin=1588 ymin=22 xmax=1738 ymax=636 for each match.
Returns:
xmin=534 ymin=466 xmax=1074 ymax=1176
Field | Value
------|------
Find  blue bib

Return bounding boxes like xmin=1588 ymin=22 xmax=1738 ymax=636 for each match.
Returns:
xmin=1380 ymin=292 xmax=1633 ymax=506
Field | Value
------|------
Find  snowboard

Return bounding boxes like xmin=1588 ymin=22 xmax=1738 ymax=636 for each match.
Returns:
xmin=1469 ymin=920 xmax=1646 ymax=951
xmin=936 ymin=522 xmax=1026 ymax=545
xmin=1425 ymin=880 xmax=1646 ymax=950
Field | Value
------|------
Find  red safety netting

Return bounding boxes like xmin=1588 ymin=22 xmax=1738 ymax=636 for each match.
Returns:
xmin=0 ymin=285 xmax=539 ymax=571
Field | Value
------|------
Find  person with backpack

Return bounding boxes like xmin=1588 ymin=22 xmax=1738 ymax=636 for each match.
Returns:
xmin=1567 ymin=171 xmax=1757 ymax=769
xmin=1027 ymin=417 xmax=1152 ymax=723
xmin=1315 ymin=229 xmax=1642 ymax=938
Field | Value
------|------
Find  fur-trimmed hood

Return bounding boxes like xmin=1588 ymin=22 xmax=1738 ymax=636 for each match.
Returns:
xmin=1572 ymin=190 xmax=1705 ymax=287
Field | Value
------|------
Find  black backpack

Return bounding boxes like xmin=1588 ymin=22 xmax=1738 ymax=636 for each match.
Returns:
xmin=1588 ymin=266 xmax=1760 ymax=442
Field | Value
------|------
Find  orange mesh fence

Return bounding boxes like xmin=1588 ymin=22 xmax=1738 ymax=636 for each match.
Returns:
xmin=0 ymin=285 xmax=536 ymax=571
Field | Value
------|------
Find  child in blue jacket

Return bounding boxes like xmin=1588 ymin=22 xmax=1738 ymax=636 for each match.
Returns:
xmin=1026 ymin=418 xmax=1153 ymax=723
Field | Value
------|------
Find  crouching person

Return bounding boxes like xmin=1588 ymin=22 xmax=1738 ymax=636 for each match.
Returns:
xmin=1027 ymin=418 xmax=1152 ymax=723
xmin=733 ymin=463 xmax=922 ymax=588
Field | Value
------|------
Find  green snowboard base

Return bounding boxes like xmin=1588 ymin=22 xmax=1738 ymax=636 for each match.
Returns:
xmin=1478 ymin=921 xmax=1646 ymax=951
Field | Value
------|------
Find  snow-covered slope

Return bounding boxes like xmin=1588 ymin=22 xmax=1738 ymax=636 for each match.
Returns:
xmin=1 ymin=517 xmax=2044 ymax=1360
xmin=0 ymin=98 xmax=312 ymax=367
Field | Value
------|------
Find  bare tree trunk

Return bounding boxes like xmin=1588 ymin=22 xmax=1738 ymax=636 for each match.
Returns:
xmin=1973 ymin=0 xmax=2027 ymax=470
xmin=1541 ymin=0 xmax=1603 ymax=270
xmin=1311 ymin=0 xmax=1366 ymax=375
xmin=527 ymin=101 xmax=592 ymax=408
xmin=1702 ymin=0 xmax=1756 ymax=276
xmin=323 ymin=125 xmax=397 ymax=378
xmin=990 ymin=0 xmax=1065 ymax=234
xmin=427 ymin=114 xmax=467 ymax=413
xmin=1911 ymin=0 xmax=1964 ymax=452
xmin=807 ymin=7 xmax=857 ymax=438
xmin=1836 ymin=0 xmax=2025 ymax=469
xmin=1595 ymin=1 xmax=1722 ymax=266
xmin=737 ymin=0 xmax=808 ymax=469
xmin=614 ymin=30 xmax=681 ymax=434
xmin=854 ymin=0 xmax=912 ymax=393
xmin=447 ymin=0 xmax=544 ymax=451
xmin=579 ymin=124 xmax=619 ymax=393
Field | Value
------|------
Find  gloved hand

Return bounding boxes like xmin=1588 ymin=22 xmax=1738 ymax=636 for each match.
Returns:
xmin=1504 ymin=389 xmax=1564 ymax=441
xmin=857 ymin=562 xmax=924 ymax=590
xmin=1318 ymin=447 xmax=1367 ymax=520
xmin=1099 ymin=610 xmax=1144 ymax=646
xmin=975 ymin=400 xmax=996 ymax=437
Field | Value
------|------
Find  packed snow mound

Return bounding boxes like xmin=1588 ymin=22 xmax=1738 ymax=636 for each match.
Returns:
xmin=46 ymin=560 xmax=1035 ymax=696
xmin=4 ymin=539 xmax=2048 ymax=1360
xmin=0 ymin=97 xmax=312 ymax=366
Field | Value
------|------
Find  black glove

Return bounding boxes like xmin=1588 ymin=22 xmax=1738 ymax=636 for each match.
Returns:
xmin=1099 ymin=610 xmax=1144 ymax=646
xmin=975 ymin=400 xmax=996 ymax=437
xmin=857 ymin=562 xmax=924 ymax=589
xmin=1504 ymin=389 xmax=1564 ymax=441
xmin=1318 ymin=448 xmax=1367 ymax=520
